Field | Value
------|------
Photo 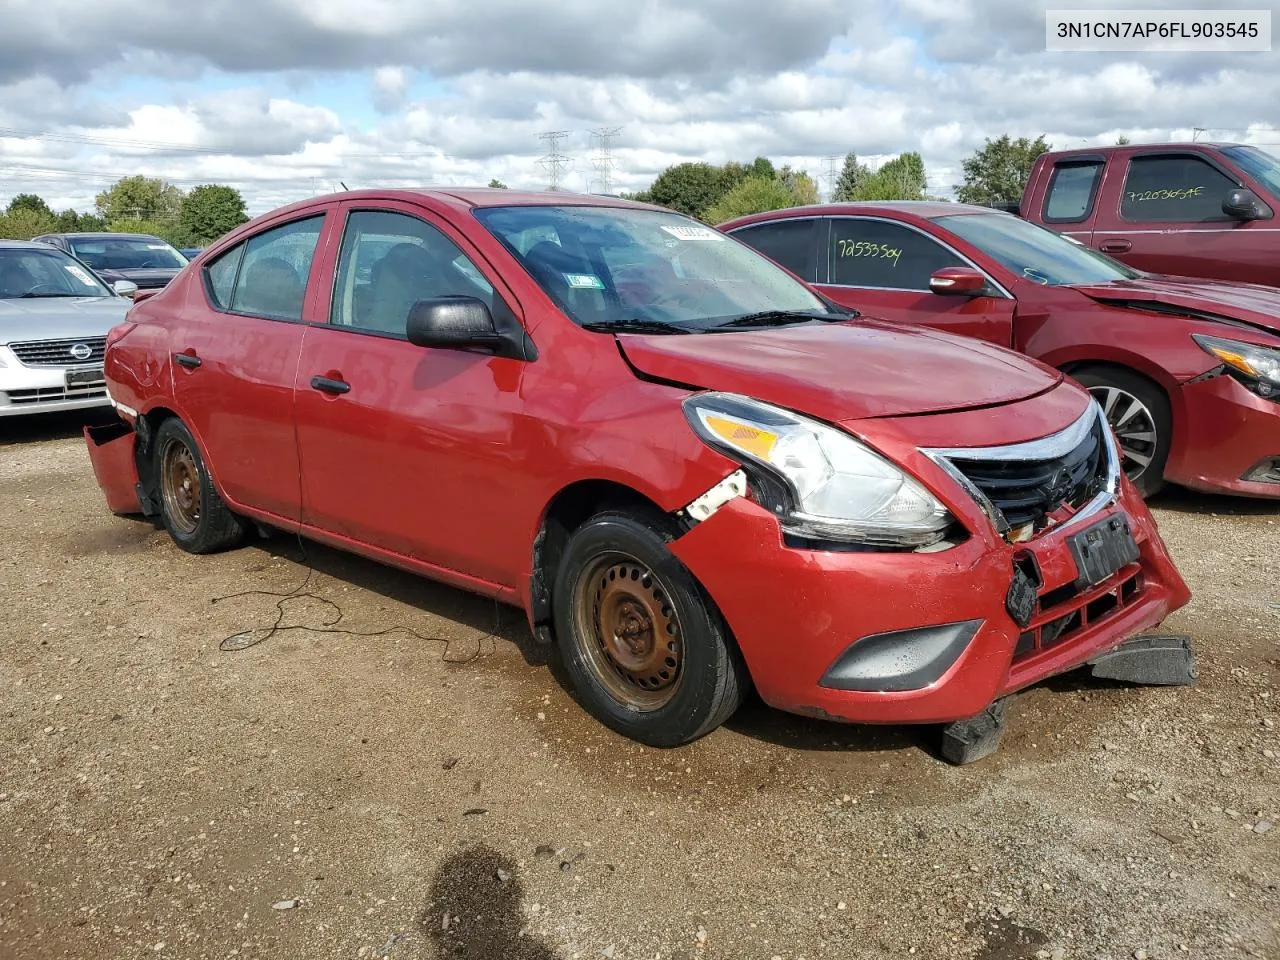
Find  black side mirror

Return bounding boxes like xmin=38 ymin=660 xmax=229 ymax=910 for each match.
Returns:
xmin=1223 ymin=187 xmax=1271 ymax=221
xmin=405 ymin=296 xmax=535 ymax=361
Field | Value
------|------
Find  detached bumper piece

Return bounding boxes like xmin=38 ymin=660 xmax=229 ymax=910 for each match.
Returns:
xmin=940 ymin=697 xmax=1010 ymax=766
xmin=1086 ymin=634 xmax=1196 ymax=686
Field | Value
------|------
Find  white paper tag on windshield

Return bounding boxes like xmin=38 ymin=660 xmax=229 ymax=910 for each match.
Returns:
xmin=146 ymin=243 xmax=169 ymax=250
xmin=660 ymin=224 xmax=725 ymax=241
xmin=64 ymin=264 xmax=96 ymax=285
xmin=565 ymin=273 xmax=605 ymax=289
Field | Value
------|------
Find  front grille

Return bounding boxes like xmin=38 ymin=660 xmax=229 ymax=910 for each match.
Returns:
xmin=9 ymin=336 xmax=107 ymax=367
xmin=1014 ymin=569 xmax=1144 ymax=661
xmin=926 ymin=406 xmax=1115 ymax=536
xmin=6 ymin=384 xmax=108 ymax=405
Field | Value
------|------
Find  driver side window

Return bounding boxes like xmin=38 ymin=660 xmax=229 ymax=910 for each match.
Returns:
xmin=330 ymin=210 xmax=495 ymax=337
xmin=827 ymin=218 xmax=963 ymax=291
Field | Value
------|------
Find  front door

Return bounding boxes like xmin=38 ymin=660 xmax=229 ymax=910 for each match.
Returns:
xmin=292 ymin=203 xmax=532 ymax=587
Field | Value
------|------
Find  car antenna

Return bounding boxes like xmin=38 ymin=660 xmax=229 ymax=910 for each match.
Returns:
xmin=339 ymin=181 xmax=349 ymax=191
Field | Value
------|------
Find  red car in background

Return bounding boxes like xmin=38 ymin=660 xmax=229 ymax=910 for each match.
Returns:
xmin=85 ymin=189 xmax=1189 ymax=753
xmin=722 ymin=202 xmax=1280 ymax=499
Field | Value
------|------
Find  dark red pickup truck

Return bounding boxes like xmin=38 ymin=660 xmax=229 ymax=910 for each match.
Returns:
xmin=1018 ymin=142 xmax=1280 ymax=287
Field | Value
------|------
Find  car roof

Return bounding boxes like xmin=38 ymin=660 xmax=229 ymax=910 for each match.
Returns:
xmin=0 ymin=239 xmax=68 ymax=250
xmin=36 ymin=232 xmax=167 ymax=241
xmin=718 ymin=200 xmax=1002 ymax=231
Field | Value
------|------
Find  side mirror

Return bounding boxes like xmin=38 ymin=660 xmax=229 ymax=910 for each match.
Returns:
xmin=406 ymin=297 xmax=502 ymax=351
xmin=1223 ymin=188 xmax=1269 ymax=221
xmin=928 ymin=266 xmax=988 ymax=297
xmin=112 ymin=280 xmax=139 ymax=299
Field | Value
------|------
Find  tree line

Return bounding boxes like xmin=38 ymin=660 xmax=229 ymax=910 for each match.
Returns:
xmin=0 ymin=176 xmax=250 ymax=247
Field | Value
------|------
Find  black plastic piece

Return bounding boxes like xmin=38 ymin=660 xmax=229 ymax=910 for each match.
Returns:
xmin=310 ymin=376 xmax=351 ymax=395
xmin=818 ymin=620 xmax=982 ymax=692
xmin=940 ymin=697 xmax=1010 ymax=766
xmin=1006 ymin=565 xmax=1038 ymax=628
xmin=1086 ymin=635 xmax=1196 ymax=686
xmin=1069 ymin=514 xmax=1140 ymax=587
xmin=174 ymin=352 xmax=202 ymax=368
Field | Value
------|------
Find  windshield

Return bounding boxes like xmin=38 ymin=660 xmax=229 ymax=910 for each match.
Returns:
xmin=1221 ymin=145 xmax=1280 ymax=198
xmin=935 ymin=212 xmax=1141 ymax=286
xmin=69 ymin=236 xmax=188 ymax=271
xmin=473 ymin=205 xmax=834 ymax=329
xmin=0 ymin=247 xmax=113 ymax=299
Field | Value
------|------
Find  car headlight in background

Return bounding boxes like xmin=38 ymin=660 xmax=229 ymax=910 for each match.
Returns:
xmin=1194 ymin=334 xmax=1280 ymax=399
xmin=683 ymin=392 xmax=954 ymax=548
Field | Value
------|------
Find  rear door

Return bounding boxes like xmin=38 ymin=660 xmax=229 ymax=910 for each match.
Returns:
xmin=292 ymin=201 xmax=532 ymax=586
xmin=169 ymin=213 xmax=328 ymax=523
xmin=810 ymin=216 xmax=1016 ymax=347
xmin=1093 ymin=151 xmax=1273 ymax=283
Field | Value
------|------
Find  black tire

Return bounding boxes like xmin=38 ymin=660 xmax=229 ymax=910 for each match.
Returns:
xmin=152 ymin=418 xmax=248 ymax=554
xmin=551 ymin=509 xmax=749 ymax=747
xmin=1071 ymin=365 xmax=1172 ymax=498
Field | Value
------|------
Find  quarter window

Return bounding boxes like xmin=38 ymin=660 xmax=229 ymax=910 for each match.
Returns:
xmin=1044 ymin=161 xmax=1103 ymax=223
xmin=330 ymin=210 xmax=495 ymax=337
xmin=205 ymin=246 xmax=243 ymax=309
xmin=730 ymin=219 xmax=819 ymax=282
xmin=1120 ymin=155 xmax=1239 ymax=223
xmin=828 ymin=219 xmax=963 ymax=290
xmin=225 ymin=217 xmax=324 ymax=320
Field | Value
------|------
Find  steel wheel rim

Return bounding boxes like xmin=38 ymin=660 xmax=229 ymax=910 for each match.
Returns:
xmin=160 ymin=437 xmax=202 ymax=535
xmin=572 ymin=552 xmax=684 ymax=711
xmin=1089 ymin=385 xmax=1159 ymax=482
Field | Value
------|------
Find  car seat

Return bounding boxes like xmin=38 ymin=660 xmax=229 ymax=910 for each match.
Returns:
xmin=236 ymin=256 xmax=305 ymax=318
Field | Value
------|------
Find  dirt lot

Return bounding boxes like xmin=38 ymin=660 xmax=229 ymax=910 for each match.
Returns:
xmin=1 ymin=411 xmax=1277 ymax=960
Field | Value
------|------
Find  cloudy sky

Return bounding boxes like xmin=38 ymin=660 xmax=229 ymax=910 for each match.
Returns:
xmin=2 ymin=0 xmax=1279 ymax=216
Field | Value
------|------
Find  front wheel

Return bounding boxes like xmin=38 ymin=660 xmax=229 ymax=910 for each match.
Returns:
xmin=551 ymin=509 xmax=748 ymax=747
xmin=1072 ymin=366 xmax=1172 ymax=498
xmin=153 ymin=418 xmax=249 ymax=554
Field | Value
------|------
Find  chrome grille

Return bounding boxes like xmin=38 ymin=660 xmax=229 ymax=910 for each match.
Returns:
xmin=6 ymin=384 xmax=108 ymax=405
xmin=8 ymin=336 xmax=107 ymax=367
xmin=925 ymin=405 xmax=1119 ymax=538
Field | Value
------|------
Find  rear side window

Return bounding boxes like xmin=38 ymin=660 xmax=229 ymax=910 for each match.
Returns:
xmin=730 ymin=219 xmax=819 ymax=282
xmin=205 ymin=247 xmax=243 ymax=308
xmin=226 ymin=217 xmax=324 ymax=320
xmin=1044 ymin=161 xmax=1103 ymax=223
xmin=828 ymin=218 xmax=963 ymax=290
xmin=1120 ymin=155 xmax=1239 ymax=223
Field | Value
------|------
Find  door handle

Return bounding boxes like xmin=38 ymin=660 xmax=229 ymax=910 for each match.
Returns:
xmin=310 ymin=375 xmax=350 ymax=395
xmin=174 ymin=352 xmax=201 ymax=369
xmin=1098 ymin=239 xmax=1132 ymax=253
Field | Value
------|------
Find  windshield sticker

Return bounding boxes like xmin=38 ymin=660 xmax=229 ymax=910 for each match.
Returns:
xmin=146 ymin=243 xmax=170 ymax=249
xmin=836 ymin=240 xmax=902 ymax=267
xmin=64 ymin=264 xmax=96 ymax=286
xmin=1126 ymin=186 xmax=1205 ymax=203
xmin=660 ymin=224 xmax=726 ymax=242
xmin=565 ymin=273 xmax=606 ymax=290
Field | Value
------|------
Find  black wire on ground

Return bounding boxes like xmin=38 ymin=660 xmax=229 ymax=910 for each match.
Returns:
xmin=210 ymin=534 xmax=499 ymax=663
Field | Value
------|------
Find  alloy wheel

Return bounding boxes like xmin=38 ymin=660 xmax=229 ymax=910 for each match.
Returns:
xmin=1089 ymin=384 xmax=1160 ymax=483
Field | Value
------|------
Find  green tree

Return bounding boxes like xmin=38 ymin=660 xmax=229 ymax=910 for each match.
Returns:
xmin=7 ymin=193 xmax=53 ymax=217
xmin=849 ymin=152 xmax=928 ymax=201
xmin=0 ymin=206 xmax=57 ymax=240
xmin=488 ymin=179 xmax=508 ymax=189
xmin=53 ymin=209 xmax=107 ymax=232
xmin=703 ymin=175 xmax=818 ymax=224
xmin=1116 ymin=134 xmax=1131 ymax=145
xmin=832 ymin=152 xmax=872 ymax=201
xmin=178 ymin=184 xmax=248 ymax=245
xmin=776 ymin=166 xmax=820 ymax=205
xmin=956 ymin=134 xmax=1050 ymax=206
xmin=646 ymin=162 xmax=736 ymax=218
xmin=95 ymin=175 xmax=184 ymax=224
xmin=107 ymin=218 xmax=187 ymax=247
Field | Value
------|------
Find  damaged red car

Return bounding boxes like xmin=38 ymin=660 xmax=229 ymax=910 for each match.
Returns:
xmin=85 ymin=189 xmax=1191 ymax=749
xmin=722 ymin=202 xmax=1280 ymax=499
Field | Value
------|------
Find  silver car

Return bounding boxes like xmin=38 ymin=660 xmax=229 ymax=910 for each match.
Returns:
xmin=0 ymin=240 xmax=136 ymax=417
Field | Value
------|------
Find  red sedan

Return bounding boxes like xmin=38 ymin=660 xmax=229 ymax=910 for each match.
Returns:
xmin=721 ymin=202 xmax=1280 ymax=499
xmin=85 ymin=189 xmax=1189 ymax=749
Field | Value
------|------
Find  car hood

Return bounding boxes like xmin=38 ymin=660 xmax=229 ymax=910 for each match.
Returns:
xmin=615 ymin=320 xmax=1062 ymax=421
xmin=1072 ymin=276 xmax=1280 ymax=338
xmin=0 ymin=297 xmax=132 ymax=344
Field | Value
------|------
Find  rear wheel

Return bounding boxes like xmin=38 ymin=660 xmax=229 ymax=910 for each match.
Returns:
xmin=154 ymin=418 xmax=248 ymax=553
xmin=1071 ymin=366 xmax=1172 ymax=497
xmin=552 ymin=509 xmax=748 ymax=747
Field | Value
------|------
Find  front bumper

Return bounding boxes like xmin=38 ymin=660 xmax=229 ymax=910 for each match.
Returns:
xmin=1167 ymin=374 xmax=1280 ymax=498
xmin=0 ymin=362 xmax=110 ymax=417
xmin=669 ymin=485 xmax=1189 ymax=726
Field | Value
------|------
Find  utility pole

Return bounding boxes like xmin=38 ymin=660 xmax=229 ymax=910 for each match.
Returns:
xmin=822 ymin=156 xmax=840 ymax=202
xmin=589 ymin=127 xmax=623 ymax=196
xmin=538 ymin=131 xmax=572 ymax=191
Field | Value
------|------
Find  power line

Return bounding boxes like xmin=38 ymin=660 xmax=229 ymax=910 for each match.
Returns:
xmin=589 ymin=127 xmax=623 ymax=196
xmin=822 ymin=155 xmax=840 ymax=202
xmin=537 ymin=131 xmax=571 ymax=191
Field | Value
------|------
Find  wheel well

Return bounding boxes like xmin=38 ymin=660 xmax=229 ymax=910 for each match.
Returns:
xmin=1059 ymin=361 xmax=1173 ymax=414
xmin=528 ymin=480 xmax=670 ymax=642
xmin=133 ymin=406 xmax=179 ymax=515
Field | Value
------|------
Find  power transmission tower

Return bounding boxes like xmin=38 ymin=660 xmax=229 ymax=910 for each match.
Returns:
xmin=538 ymin=131 xmax=572 ymax=191
xmin=1192 ymin=127 xmax=1205 ymax=142
xmin=590 ymin=127 xmax=623 ymax=195
xmin=822 ymin=156 xmax=840 ymax=202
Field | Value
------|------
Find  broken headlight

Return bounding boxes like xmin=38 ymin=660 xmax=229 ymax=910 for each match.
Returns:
xmin=1194 ymin=334 xmax=1280 ymax=400
xmin=683 ymin=392 xmax=953 ymax=548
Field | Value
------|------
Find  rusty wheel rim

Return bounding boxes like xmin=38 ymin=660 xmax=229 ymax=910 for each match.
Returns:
xmin=160 ymin=437 xmax=202 ymax=535
xmin=573 ymin=553 xmax=683 ymax=711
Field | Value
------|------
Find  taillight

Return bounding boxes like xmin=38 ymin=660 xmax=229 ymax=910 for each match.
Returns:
xmin=105 ymin=321 xmax=137 ymax=350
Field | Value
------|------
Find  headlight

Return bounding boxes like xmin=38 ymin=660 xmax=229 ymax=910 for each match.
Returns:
xmin=1194 ymin=334 xmax=1280 ymax=398
xmin=683 ymin=392 xmax=954 ymax=548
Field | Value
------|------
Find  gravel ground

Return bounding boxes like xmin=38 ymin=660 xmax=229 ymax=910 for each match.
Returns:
xmin=1 ymin=412 xmax=1277 ymax=960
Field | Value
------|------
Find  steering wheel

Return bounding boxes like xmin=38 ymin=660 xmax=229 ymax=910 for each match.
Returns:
xmin=23 ymin=282 xmax=61 ymax=296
